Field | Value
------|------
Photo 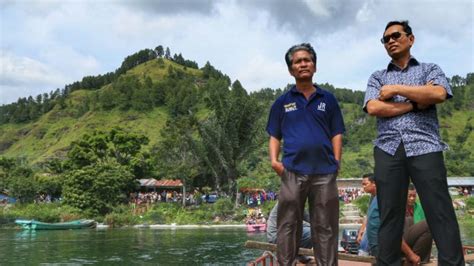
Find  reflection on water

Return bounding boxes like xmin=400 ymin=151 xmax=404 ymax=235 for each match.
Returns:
xmin=0 ymin=223 xmax=472 ymax=265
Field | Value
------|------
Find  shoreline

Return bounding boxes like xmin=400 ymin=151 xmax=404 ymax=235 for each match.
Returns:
xmin=95 ymin=222 xmax=362 ymax=229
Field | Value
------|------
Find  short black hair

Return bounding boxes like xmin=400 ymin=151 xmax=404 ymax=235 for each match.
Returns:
xmin=362 ymin=173 xmax=375 ymax=182
xmin=284 ymin=43 xmax=317 ymax=69
xmin=408 ymin=183 xmax=416 ymax=191
xmin=384 ymin=20 xmax=413 ymax=35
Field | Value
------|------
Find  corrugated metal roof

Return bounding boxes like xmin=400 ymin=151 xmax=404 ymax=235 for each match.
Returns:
xmin=139 ymin=178 xmax=158 ymax=187
xmin=447 ymin=177 xmax=474 ymax=186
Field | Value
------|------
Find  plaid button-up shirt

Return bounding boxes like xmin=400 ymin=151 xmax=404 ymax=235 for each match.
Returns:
xmin=363 ymin=57 xmax=452 ymax=157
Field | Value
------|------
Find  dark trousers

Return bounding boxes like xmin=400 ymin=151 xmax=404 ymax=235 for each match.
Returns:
xmin=374 ymin=144 xmax=464 ymax=266
xmin=277 ymin=170 xmax=339 ymax=266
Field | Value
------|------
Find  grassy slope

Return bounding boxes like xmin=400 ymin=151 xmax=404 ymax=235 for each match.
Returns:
xmin=0 ymin=58 xmax=472 ymax=175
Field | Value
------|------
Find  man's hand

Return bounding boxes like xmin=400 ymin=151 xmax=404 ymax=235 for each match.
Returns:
xmin=356 ymin=230 xmax=364 ymax=244
xmin=379 ymin=85 xmax=399 ymax=101
xmin=407 ymin=252 xmax=421 ymax=265
xmin=271 ymin=161 xmax=285 ymax=177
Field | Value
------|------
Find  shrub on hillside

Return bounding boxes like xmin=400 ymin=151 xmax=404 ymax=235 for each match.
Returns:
xmin=213 ymin=198 xmax=234 ymax=217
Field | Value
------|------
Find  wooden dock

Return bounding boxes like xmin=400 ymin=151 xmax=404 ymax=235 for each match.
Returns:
xmin=245 ymin=241 xmax=474 ymax=266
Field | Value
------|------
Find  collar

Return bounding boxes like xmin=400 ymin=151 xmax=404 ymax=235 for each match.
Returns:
xmin=387 ymin=56 xmax=419 ymax=71
xmin=290 ymin=84 xmax=325 ymax=97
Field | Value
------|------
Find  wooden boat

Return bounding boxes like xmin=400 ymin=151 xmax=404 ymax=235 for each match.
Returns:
xmin=246 ymin=223 xmax=267 ymax=233
xmin=15 ymin=219 xmax=96 ymax=230
xmin=245 ymin=240 xmax=474 ymax=266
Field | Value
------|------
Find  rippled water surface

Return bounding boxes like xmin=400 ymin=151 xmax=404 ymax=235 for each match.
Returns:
xmin=0 ymin=227 xmax=266 ymax=265
xmin=0 ymin=223 xmax=472 ymax=265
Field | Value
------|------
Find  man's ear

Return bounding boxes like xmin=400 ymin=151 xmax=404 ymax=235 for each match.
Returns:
xmin=408 ymin=34 xmax=415 ymax=47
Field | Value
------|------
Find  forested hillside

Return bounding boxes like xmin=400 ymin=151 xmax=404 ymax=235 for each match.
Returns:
xmin=1 ymin=47 xmax=473 ymax=207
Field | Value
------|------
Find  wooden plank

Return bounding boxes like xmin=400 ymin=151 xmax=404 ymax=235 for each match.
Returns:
xmin=245 ymin=241 xmax=474 ymax=264
xmin=244 ymin=240 xmax=377 ymax=264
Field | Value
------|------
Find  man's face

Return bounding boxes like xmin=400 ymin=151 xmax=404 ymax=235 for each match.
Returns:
xmin=407 ymin=190 xmax=417 ymax=207
xmin=289 ymin=50 xmax=316 ymax=80
xmin=383 ymin=24 xmax=414 ymax=59
xmin=362 ymin=178 xmax=375 ymax=194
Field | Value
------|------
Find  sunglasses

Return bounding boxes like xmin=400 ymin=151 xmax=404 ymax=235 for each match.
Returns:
xmin=380 ymin=32 xmax=409 ymax=44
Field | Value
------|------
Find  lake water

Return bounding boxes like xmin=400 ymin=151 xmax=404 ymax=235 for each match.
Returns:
xmin=0 ymin=224 xmax=472 ymax=265
xmin=0 ymin=227 xmax=267 ymax=265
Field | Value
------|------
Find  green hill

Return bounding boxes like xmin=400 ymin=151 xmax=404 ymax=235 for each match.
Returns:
xmin=1 ymin=49 xmax=473 ymax=180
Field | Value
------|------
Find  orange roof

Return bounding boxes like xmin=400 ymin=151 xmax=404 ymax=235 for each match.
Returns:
xmin=239 ymin=188 xmax=265 ymax=193
xmin=154 ymin=179 xmax=183 ymax=187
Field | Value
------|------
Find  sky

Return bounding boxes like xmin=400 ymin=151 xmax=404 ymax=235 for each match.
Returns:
xmin=1 ymin=0 xmax=473 ymax=105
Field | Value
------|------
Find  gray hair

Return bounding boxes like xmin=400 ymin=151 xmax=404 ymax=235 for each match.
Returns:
xmin=285 ymin=43 xmax=317 ymax=69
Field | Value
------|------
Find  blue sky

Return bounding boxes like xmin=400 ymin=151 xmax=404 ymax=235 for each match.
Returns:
xmin=1 ymin=0 xmax=473 ymax=105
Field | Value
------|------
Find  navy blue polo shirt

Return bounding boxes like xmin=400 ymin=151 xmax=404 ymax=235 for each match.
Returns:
xmin=266 ymin=85 xmax=345 ymax=175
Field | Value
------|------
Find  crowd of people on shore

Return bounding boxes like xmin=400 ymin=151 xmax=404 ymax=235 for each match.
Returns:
xmin=129 ymin=191 xmax=197 ymax=205
xmin=127 ymin=189 xmax=280 ymax=207
xmin=338 ymin=188 xmax=365 ymax=203
xmin=241 ymin=190 xmax=277 ymax=207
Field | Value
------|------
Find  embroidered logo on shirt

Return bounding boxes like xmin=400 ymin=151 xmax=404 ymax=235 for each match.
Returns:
xmin=284 ymin=102 xmax=297 ymax=112
xmin=317 ymin=102 xmax=326 ymax=112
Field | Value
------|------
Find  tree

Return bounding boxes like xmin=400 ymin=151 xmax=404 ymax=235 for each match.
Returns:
xmin=466 ymin=73 xmax=474 ymax=85
xmin=62 ymin=160 xmax=135 ymax=215
xmin=196 ymin=79 xmax=266 ymax=197
xmin=152 ymin=116 xmax=201 ymax=194
xmin=62 ymin=128 xmax=151 ymax=214
xmin=450 ymin=75 xmax=465 ymax=87
xmin=0 ymin=157 xmax=16 ymax=192
xmin=8 ymin=167 xmax=37 ymax=203
xmin=66 ymin=127 xmax=150 ymax=174
xmin=155 ymin=45 xmax=164 ymax=57
xmin=165 ymin=47 xmax=171 ymax=59
xmin=1 ymin=161 xmax=37 ymax=203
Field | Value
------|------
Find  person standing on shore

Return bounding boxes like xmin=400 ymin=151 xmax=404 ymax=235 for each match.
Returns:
xmin=363 ymin=20 xmax=464 ymax=265
xmin=266 ymin=43 xmax=345 ymax=265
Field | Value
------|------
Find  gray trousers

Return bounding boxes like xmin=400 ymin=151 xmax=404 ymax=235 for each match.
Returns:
xmin=276 ymin=170 xmax=339 ymax=266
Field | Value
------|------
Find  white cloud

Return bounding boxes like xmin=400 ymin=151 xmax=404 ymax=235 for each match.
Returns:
xmin=0 ymin=51 xmax=63 ymax=87
xmin=0 ymin=51 xmax=66 ymax=103
xmin=303 ymin=0 xmax=331 ymax=17
xmin=0 ymin=0 xmax=472 ymax=105
xmin=355 ymin=0 xmax=375 ymax=23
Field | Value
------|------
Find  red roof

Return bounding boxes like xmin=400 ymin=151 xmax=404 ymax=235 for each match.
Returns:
xmin=154 ymin=179 xmax=183 ymax=187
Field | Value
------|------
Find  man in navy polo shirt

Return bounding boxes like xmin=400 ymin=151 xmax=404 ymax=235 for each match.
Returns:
xmin=364 ymin=20 xmax=464 ymax=265
xmin=266 ymin=43 xmax=345 ymax=266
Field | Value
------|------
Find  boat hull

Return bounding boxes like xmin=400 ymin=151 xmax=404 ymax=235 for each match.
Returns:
xmin=15 ymin=219 xmax=96 ymax=230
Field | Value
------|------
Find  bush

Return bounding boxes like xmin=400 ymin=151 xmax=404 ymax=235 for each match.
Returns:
xmin=213 ymin=198 xmax=234 ymax=217
xmin=103 ymin=204 xmax=140 ymax=227
xmin=466 ymin=197 xmax=474 ymax=210
xmin=1 ymin=203 xmax=82 ymax=224
xmin=353 ymin=195 xmax=371 ymax=216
